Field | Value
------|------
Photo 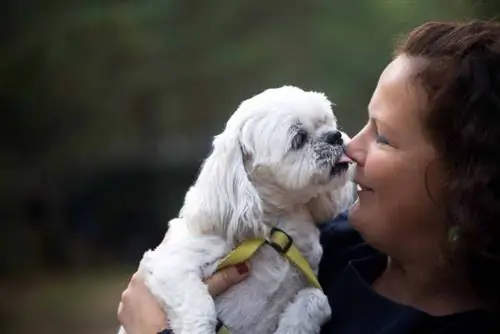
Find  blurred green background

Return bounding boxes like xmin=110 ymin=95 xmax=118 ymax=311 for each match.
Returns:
xmin=0 ymin=1 xmax=498 ymax=333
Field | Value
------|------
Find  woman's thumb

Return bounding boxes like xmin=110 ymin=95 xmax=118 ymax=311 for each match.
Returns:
xmin=206 ymin=262 xmax=251 ymax=297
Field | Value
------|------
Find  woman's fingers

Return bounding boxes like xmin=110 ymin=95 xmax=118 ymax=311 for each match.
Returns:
xmin=205 ymin=262 xmax=251 ymax=297
xmin=117 ymin=273 xmax=168 ymax=334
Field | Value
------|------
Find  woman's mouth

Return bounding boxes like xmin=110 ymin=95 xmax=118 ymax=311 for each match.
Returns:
xmin=356 ymin=182 xmax=373 ymax=192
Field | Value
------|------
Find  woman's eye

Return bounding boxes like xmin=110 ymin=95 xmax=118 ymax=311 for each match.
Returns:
xmin=291 ymin=130 xmax=308 ymax=150
xmin=375 ymin=134 xmax=390 ymax=146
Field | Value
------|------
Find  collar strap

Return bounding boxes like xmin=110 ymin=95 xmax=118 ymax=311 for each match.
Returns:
xmin=216 ymin=228 xmax=321 ymax=289
xmin=267 ymin=227 xmax=321 ymax=289
xmin=215 ymin=228 xmax=322 ymax=334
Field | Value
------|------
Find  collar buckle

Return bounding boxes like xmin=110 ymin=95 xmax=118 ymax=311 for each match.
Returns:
xmin=268 ymin=227 xmax=293 ymax=254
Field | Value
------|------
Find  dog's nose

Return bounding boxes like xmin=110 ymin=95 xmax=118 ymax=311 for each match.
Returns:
xmin=324 ymin=131 xmax=343 ymax=146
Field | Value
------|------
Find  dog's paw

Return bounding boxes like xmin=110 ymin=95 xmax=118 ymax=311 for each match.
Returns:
xmin=275 ymin=287 xmax=331 ymax=334
xmin=297 ymin=287 xmax=331 ymax=324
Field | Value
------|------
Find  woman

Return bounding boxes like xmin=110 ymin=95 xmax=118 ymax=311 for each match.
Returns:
xmin=117 ymin=20 xmax=500 ymax=333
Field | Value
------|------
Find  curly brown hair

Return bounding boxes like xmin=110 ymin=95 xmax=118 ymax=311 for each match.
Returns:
xmin=396 ymin=20 xmax=500 ymax=309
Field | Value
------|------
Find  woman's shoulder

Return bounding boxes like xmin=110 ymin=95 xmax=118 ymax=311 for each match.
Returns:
xmin=316 ymin=214 xmax=500 ymax=334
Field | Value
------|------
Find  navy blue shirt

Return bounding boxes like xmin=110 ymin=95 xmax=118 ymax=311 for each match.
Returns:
xmin=318 ymin=212 xmax=499 ymax=334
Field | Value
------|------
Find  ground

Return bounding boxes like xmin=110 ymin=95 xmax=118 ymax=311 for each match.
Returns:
xmin=0 ymin=265 xmax=134 ymax=334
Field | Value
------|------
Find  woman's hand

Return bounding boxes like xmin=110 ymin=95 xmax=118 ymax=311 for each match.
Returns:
xmin=117 ymin=273 xmax=167 ymax=334
xmin=117 ymin=262 xmax=250 ymax=334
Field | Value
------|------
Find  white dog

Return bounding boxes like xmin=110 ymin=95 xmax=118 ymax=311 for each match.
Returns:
xmin=119 ymin=86 xmax=355 ymax=334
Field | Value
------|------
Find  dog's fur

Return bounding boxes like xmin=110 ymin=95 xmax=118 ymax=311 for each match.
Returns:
xmin=118 ymin=86 xmax=355 ymax=334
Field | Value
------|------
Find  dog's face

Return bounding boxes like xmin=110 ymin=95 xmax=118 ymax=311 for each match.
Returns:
xmin=227 ymin=86 xmax=353 ymax=206
xmin=183 ymin=85 xmax=354 ymax=239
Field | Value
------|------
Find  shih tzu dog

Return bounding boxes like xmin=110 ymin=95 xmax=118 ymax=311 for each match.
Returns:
xmin=118 ymin=86 xmax=355 ymax=334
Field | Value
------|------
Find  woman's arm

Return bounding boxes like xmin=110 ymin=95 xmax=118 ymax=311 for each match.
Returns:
xmin=117 ymin=263 xmax=250 ymax=334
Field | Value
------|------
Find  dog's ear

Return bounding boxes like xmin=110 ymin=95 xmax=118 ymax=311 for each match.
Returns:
xmin=180 ymin=131 xmax=263 ymax=245
xmin=306 ymin=181 xmax=355 ymax=223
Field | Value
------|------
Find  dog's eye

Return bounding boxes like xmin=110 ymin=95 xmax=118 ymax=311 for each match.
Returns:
xmin=291 ymin=129 xmax=308 ymax=150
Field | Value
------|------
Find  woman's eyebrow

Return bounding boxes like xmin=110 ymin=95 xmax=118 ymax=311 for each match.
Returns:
xmin=370 ymin=116 xmax=390 ymax=130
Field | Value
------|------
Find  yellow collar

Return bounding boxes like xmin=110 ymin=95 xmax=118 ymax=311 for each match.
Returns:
xmin=216 ymin=227 xmax=321 ymax=290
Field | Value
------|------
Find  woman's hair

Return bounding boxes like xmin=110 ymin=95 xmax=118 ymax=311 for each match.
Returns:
xmin=396 ymin=20 xmax=500 ymax=309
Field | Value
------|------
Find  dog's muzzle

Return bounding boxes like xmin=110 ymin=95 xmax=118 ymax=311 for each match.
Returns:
xmin=315 ymin=131 xmax=352 ymax=176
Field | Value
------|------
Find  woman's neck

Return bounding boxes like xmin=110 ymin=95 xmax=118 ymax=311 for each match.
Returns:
xmin=372 ymin=256 xmax=484 ymax=316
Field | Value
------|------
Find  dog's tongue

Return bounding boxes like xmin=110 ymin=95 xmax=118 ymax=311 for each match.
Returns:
xmin=336 ymin=152 xmax=353 ymax=164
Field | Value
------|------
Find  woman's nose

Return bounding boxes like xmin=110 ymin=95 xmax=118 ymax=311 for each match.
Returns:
xmin=344 ymin=133 xmax=365 ymax=166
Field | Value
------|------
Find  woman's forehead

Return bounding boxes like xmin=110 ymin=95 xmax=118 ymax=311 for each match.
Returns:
xmin=369 ymin=56 xmax=435 ymax=154
xmin=370 ymin=57 xmax=426 ymax=125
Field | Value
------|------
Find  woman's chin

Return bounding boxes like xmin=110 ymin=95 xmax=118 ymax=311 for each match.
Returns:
xmin=348 ymin=198 xmax=360 ymax=215
xmin=347 ymin=199 xmax=366 ymax=229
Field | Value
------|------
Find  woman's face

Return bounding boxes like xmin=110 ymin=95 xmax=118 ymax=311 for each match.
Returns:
xmin=346 ymin=55 xmax=446 ymax=261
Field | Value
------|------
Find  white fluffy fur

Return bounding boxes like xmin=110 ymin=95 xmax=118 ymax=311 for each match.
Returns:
xmin=118 ymin=86 xmax=355 ymax=334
